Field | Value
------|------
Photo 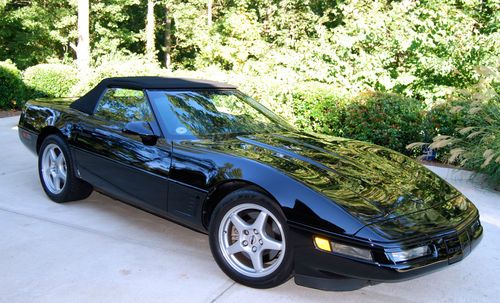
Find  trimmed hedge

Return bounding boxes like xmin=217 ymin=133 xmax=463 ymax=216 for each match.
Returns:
xmin=0 ymin=60 xmax=25 ymax=109
xmin=23 ymin=64 xmax=79 ymax=98
xmin=291 ymin=91 xmax=426 ymax=154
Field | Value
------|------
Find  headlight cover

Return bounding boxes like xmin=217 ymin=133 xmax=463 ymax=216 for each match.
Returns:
xmin=331 ymin=242 xmax=373 ymax=261
xmin=386 ymin=245 xmax=431 ymax=263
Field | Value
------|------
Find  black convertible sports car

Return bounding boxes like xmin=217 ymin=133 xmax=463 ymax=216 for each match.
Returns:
xmin=18 ymin=77 xmax=482 ymax=290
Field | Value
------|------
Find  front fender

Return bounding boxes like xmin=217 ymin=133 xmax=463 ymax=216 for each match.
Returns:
xmin=170 ymin=143 xmax=365 ymax=236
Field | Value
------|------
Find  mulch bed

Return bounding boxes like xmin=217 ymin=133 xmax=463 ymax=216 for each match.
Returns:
xmin=0 ymin=110 xmax=21 ymax=118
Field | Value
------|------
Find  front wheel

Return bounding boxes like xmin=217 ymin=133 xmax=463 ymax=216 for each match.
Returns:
xmin=209 ymin=189 xmax=293 ymax=288
xmin=38 ymin=135 xmax=93 ymax=203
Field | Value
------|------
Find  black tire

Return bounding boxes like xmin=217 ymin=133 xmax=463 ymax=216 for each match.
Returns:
xmin=38 ymin=134 xmax=93 ymax=203
xmin=209 ymin=188 xmax=293 ymax=288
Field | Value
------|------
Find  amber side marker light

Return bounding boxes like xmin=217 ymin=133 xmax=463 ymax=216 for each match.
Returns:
xmin=313 ymin=236 xmax=374 ymax=261
xmin=313 ymin=236 xmax=332 ymax=252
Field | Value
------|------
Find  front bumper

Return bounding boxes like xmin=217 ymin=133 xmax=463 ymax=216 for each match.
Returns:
xmin=290 ymin=217 xmax=483 ymax=291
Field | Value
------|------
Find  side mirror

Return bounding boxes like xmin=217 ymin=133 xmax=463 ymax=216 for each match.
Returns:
xmin=123 ymin=121 xmax=158 ymax=146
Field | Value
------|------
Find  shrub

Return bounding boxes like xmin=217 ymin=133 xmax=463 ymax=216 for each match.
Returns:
xmin=409 ymin=67 xmax=500 ymax=186
xmin=421 ymin=99 xmax=500 ymax=186
xmin=23 ymin=63 xmax=79 ymax=98
xmin=295 ymin=92 xmax=426 ymax=153
xmin=73 ymin=54 xmax=164 ymax=96
xmin=422 ymin=101 xmax=469 ymax=142
xmin=289 ymin=83 xmax=346 ymax=133
xmin=414 ymin=99 xmax=471 ymax=161
xmin=0 ymin=60 xmax=25 ymax=109
xmin=289 ymin=90 xmax=426 ymax=154
xmin=338 ymin=93 xmax=426 ymax=153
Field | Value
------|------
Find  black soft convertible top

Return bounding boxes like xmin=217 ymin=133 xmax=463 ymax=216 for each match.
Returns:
xmin=70 ymin=76 xmax=237 ymax=114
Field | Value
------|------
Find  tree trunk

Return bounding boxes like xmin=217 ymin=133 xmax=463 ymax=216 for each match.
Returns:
xmin=77 ymin=0 xmax=90 ymax=75
xmin=145 ymin=0 xmax=156 ymax=61
xmin=164 ymin=5 xmax=171 ymax=69
xmin=207 ymin=0 xmax=212 ymax=26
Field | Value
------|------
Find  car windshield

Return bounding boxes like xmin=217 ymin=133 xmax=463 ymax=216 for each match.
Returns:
xmin=147 ymin=90 xmax=294 ymax=137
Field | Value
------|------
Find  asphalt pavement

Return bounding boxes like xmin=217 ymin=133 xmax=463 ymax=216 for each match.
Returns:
xmin=1 ymin=115 xmax=498 ymax=303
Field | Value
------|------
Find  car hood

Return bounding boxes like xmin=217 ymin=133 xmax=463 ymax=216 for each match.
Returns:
xmin=182 ymin=131 xmax=472 ymax=224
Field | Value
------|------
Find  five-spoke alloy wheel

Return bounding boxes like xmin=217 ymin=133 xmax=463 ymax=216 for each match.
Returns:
xmin=41 ymin=143 xmax=67 ymax=194
xmin=38 ymin=135 xmax=93 ymax=203
xmin=209 ymin=189 xmax=293 ymax=288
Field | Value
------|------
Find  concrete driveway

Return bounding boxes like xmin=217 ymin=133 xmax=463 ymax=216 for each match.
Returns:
xmin=1 ymin=115 xmax=499 ymax=303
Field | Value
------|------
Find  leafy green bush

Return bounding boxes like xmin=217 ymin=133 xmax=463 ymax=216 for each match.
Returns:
xmin=409 ymin=68 xmax=500 ymax=185
xmin=420 ymin=98 xmax=500 ymax=186
xmin=295 ymin=91 xmax=426 ymax=153
xmin=422 ymin=101 xmax=469 ymax=141
xmin=289 ymin=84 xmax=346 ymax=133
xmin=0 ymin=60 xmax=25 ymax=109
xmin=72 ymin=54 xmax=164 ymax=96
xmin=23 ymin=64 xmax=78 ymax=98
xmin=339 ymin=93 xmax=426 ymax=153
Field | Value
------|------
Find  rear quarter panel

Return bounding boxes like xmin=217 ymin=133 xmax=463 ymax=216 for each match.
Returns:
xmin=18 ymin=98 xmax=81 ymax=154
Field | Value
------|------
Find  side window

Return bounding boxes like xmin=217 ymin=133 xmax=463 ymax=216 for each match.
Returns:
xmin=95 ymin=88 xmax=154 ymax=123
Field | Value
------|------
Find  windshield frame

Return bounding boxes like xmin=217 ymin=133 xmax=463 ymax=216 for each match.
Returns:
xmin=146 ymin=88 xmax=295 ymax=140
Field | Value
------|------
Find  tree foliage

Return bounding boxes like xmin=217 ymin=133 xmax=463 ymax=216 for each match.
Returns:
xmin=1 ymin=0 xmax=497 ymax=102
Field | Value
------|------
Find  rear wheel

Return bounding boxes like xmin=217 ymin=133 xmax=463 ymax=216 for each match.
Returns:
xmin=209 ymin=189 xmax=293 ymax=288
xmin=38 ymin=135 xmax=93 ymax=202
